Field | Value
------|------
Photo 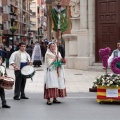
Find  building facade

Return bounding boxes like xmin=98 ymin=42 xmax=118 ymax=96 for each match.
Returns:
xmin=0 ymin=0 xmax=3 ymax=44
xmin=30 ymin=0 xmax=46 ymax=42
xmin=1 ymin=0 xmax=33 ymax=45
xmin=62 ymin=0 xmax=119 ymax=70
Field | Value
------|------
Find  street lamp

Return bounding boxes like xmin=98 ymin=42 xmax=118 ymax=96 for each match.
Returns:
xmin=38 ymin=26 xmax=43 ymax=42
xmin=10 ymin=26 xmax=16 ymax=52
xmin=27 ymin=29 xmax=31 ymax=44
xmin=10 ymin=6 xmax=16 ymax=52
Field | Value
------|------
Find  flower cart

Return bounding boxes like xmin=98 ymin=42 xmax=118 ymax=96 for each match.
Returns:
xmin=94 ymin=74 xmax=120 ymax=103
xmin=97 ymin=86 xmax=120 ymax=103
xmin=93 ymin=47 xmax=120 ymax=103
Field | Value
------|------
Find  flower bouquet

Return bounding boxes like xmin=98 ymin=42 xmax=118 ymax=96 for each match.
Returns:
xmin=61 ymin=58 xmax=66 ymax=64
xmin=91 ymin=47 xmax=120 ymax=102
xmin=93 ymin=74 xmax=120 ymax=87
xmin=52 ymin=58 xmax=66 ymax=69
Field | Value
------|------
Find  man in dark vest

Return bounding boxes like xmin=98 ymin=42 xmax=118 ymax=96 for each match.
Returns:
xmin=108 ymin=41 xmax=120 ymax=66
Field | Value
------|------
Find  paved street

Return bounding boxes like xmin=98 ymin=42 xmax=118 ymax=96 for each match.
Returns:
xmin=0 ymin=65 xmax=120 ymax=120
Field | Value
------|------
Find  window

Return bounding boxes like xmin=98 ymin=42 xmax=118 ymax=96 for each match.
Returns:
xmin=3 ymin=21 xmax=10 ymax=30
xmin=31 ymin=12 xmax=36 ymax=17
xmin=3 ymin=6 xmax=10 ymax=14
xmin=30 ymin=2 xmax=36 ymax=7
xmin=38 ymin=7 xmax=40 ymax=14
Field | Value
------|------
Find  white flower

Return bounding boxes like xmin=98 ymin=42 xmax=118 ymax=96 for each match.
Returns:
xmin=102 ymin=78 xmax=104 ymax=81
xmin=110 ymin=81 xmax=113 ymax=84
xmin=94 ymin=79 xmax=97 ymax=82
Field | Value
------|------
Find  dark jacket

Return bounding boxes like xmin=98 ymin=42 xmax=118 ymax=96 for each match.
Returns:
xmin=58 ymin=45 xmax=65 ymax=58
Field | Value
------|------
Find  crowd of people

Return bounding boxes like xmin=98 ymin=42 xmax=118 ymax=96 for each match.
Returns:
xmin=0 ymin=38 xmax=66 ymax=108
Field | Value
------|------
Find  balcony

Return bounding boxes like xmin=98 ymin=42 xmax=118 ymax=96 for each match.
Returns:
xmin=0 ymin=7 xmax=2 ymax=15
xmin=0 ymin=24 xmax=3 ymax=30
xmin=23 ymin=5 xmax=26 ymax=11
xmin=30 ymin=0 xmax=34 ymax=3
xmin=22 ymin=30 xmax=27 ymax=34
xmin=2 ymin=30 xmax=11 ymax=35
xmin=10 ymin=0 xmax=15 ymax=6
xmin=14 ymin=16 xmax=19 ymax=22
xmin=21 ymin=20 xmax=27 ymax=25
xmin=2 ymin=0 xmax=10 ymax=6
xmin=2 ymin=30 xmax=17 ymax=35
xmin=38 ymin=14 xmax=40 ymax=18
xmin=14 ymin=29 xmax=20 ymax=35
xmin=15 ymin=1 xmax=18 ymax=7
xmin=29 ymin=9 xmax=32 ymax=14
xmin=2 ymin=14 xmax=11 ymax=21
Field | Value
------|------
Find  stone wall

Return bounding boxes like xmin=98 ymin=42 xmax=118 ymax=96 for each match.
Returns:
xmin=63 ymin=0 xmax=95 ymax=70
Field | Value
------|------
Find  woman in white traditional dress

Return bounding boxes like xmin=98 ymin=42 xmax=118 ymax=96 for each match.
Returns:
xmin=44 ymin=42 xmax=67 ymax=105
xmin=32 ymin=42 xmax=42 ymax=67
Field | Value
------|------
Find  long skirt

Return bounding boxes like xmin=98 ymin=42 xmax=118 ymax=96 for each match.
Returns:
xmin=44 ymin=85 xmax=67 ymax=99
xmin=33 ymin=60 xmax=42 ymax=66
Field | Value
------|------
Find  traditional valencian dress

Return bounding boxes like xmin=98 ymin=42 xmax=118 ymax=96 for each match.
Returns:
xmin=44 ymin=49 xmax=67 ymax=99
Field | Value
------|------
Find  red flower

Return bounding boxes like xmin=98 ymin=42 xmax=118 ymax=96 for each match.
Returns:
xmin=61 ymin=58 xmax=66 ymax=64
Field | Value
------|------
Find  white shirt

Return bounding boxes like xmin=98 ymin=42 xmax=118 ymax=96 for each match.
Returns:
xmin=9 ymin=51 xmax=31 ymax=64
xmin=0 ymin=66 xmax=5 ymax=75
xmin=108 ymin=49 xmax=120 ymax=66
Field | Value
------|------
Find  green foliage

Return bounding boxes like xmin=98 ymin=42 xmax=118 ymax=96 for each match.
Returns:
xmin=10 ymin=26 xmax=17 ymax=30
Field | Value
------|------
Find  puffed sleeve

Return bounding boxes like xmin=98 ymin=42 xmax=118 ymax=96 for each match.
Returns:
xmin=27 ymin=53 xmax=31 ymax=62
xmin=9 ymin=52 xmax=16 ymax=65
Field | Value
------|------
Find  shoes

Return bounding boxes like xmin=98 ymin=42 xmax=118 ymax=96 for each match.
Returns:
xmin=53 ymin=100 xmax=61 ymax=104
xmin=21 ymin=96 xmax=29 ymax=99
xmin=47 ymin=101 xmax=52 ymax=105
xmin=13 ymin=97 xmax=20 ymax=100
xmin=2 ymin=104 xmax=11 ymax=108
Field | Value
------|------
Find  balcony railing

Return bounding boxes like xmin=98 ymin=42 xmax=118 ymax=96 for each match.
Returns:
xmin=15 ymin=1 xmax=18 ymax=7
xmin=10 ymin=0 xmax=15 ymax=6
xmin=29 ymin=9 xmax=32 ymax=14
xmin=2 ymin=0 xmax=10 ymax=6
xmin=2 ymin=14 xmax=11 ymax=21
xmin=23 ymin=5 xmax=26 ymax=11
xmin=0 ymin=7 xmax=2 ymax=15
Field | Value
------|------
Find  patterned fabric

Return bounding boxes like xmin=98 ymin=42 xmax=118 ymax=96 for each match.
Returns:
xmin=44 ymin=85 xmax=67 ymax=99
xmin=51 ymin=7 xmax=69 ymax=32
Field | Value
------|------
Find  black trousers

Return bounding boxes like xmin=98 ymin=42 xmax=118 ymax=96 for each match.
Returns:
xmin=14 ymin=70 xmax=27 ymax=98
xmin=0 ymin=87 xmax=6 ymax=105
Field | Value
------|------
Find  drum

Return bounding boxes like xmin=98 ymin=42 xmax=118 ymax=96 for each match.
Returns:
xmin=0 ymin=77 xmax=14 ymax=90
xmin=21 ymin=65 xmax=35 ymax=80
xmin=0 ymin=65 xmax=6 ymax=76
